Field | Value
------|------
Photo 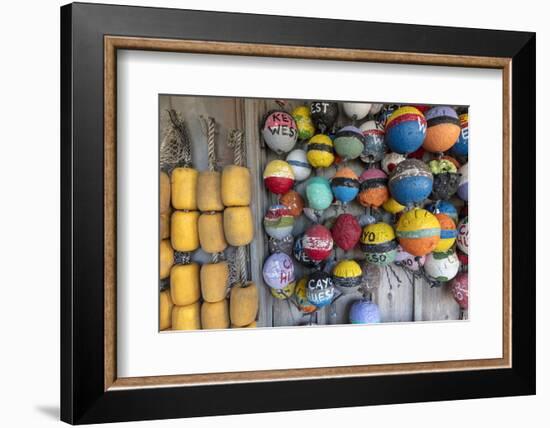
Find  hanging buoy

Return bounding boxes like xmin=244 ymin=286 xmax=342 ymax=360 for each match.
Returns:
xmin=396 ymin=208 xmax=440 ymax=256
xmin=456 ymin=216 xmax=469 ymax=254
xmin=263 ymin=204 xmax=294 ymax=240
xmin=291 ymin=105 xmax=315 ymax=141
xmin=429 ymin=158 xmax=460 ymax=201
xmin=453 ymin=113 xmax=469 ymax=157
xmin=306 ymin=270 xmax=335 ymax=308
xmin=360 ymin=222 xmax=398 ymax=265
xmin=395 ymin=245 xmax=425 ymax=271
xmin=349 ymin=299 xmax=381 ymax=324
xmin=286 ymin=149 xmax=312 ymax=181
xmin=261 ymin=110 xmax=298 ymax=154
xmin=424 ymin=249 xmax=460 ymax=282
xmin=303 ymin=224 xmax=334 ymax=262
xmin=358 ymin=168 xmax=389 ymax=208
xmin=331 ymin=213 xmax=362 ymax=251
xmin=310 ymin=101 xmax=339 ymax=132
xmin=423 ymin=106 xmax=460 ymax=153
xmin=280 ymin=190 xmax=305 ymax=217
xmin=331 ymin=167 xmax=360 ymax=204
xmin=294 ymin=277 xmax=316 ymax=313
xmin=381 ymin=152 xmax=406 ymax=174
xmin=270 ymin=280 xmax=296 ymax=300
xmin=342 ymin=102 xmax=372 ymax=120
xmin=305 ymin=176 xmax=333 ymax=211
xmin=262 ymin=252 xmax=295 ymax=290
xmin=359 ymin=120 xmax=386 ymax=164
xmin=434 ymin=213 xmax=457 ymax=252
xmin=382 ymin=197 xmax=406 ymax=215
xmin=457 ymin=163 xmax=468 ymax=201
xmin=450 ymin=272 xmax=468 ymax=309
xmin=263 ymin=159 xmax=295 ymax=195
xmin=293 ymin=233 xmax=321 ymax=267
xmin=306 ymin=134 xmax=335 ymax=168
xmin=389 ymin=159 xmax=433 ymax=205
xmin=425 ymin=200 xmax=458 ymax=223
xmin=334 ymin=126 xmax=365 ymax=160
xmin=332 ymin=259 xmax=363 ymax=293
xmin=385 ymin=106 xmax=427 ymax=154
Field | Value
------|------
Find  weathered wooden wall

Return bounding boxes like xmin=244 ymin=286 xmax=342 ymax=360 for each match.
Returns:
xmin=161 ymin=95 xmax=465 ymax=327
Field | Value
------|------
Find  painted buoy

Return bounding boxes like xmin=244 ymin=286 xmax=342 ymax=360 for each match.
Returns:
xmin=263 ymin=159 xmax=295 ymax=195
xmin=280 ymin=190 xmax=305 ymax=217
xmin=385 ymin=106 xmax=427 ymax=154
xmin=291 ymin=105 xmax=315 ymax=141
xmin=456 ymin=216 xmax=469 ymax=254
xmin=434 ymin=213 xmax=457 ymax=252
xmin=270 ymin=280 xmax=296 ymax=300
xmin=396 ymin=208 xmax=441 ymax=256
xmin=333 ymin=259 xmax=363 ymax=293
xmin=294 ymin=277 xmax=316 ymax=313
xmin=331 ymin=213 xmax=362 ymax=251
xmin=261 ymin=110 xmax=298 ymax=154
xmin=389 ymin=159 xmax=433 ymax=205
xmin=349 ymin=299 xmax=381 ymax=324
xmin=382 ymin=197 xmax=406 ymax=214
xmin=331 ymin=167 xmax=360 ymax=204
xmin=268 ymin=235 xmax=294 ymax=256
xmin=450 ymin=272 xmax=468 ymax=309
xmin=306 ymin=270 xmax=335 ymax=308
xmin=305 ymin=176 xmax=333 ymax=211
xmin=334 ymin=126 xmax=365 ymax=160
xmin=342 ymin=102 xmax=372 ymax=120
xmin=293 ymin=233 xmax=321 ymax=267
xmin=423 ymin=106 xmax=461 ymax=153
xmin=370 ymin=103 xmax=383 ymax=116
xmin=360 ymin=222 xmax=398 ymax=266
xmin=358 ymin=168 xmax=389 ymax=208
xmin=457 ymin=248 xmax=469 ymax=269
xmin=263 ymin=204 xmax=294 ymax=240
xmin=359 ymin=120 xmax=386 ymax=163
xmin=429 ymin=158 xmax=460 ymax=200
xmin=378 ymin=104 xmax=399 ymax=126
xmin=457 ymin=163 xmax=468 ymax=201
xmin=262 ymin=252 xmax=295 ymax=290
xmin=303 ymin=224 xmax=333 ymax=262
xmin=424 ymin=249 xmax=460 ymax=282
xmin=453 ymin=113 xmax=469 ymax=157
xmin=442 ymin=155 xmax=461 ymax=169
xmin=425 ymin=200 xmax=458 ymax=223
xmin=394 ymin=245 xmax=425 ymax=271
xmin=306 ymin=134 xmax=335 ymax=168
xmin=310 ymin=101 xmax=339 ymax=132
xmin=286 ymin=149 xmax=312 ymax=181
xmin=381 ymin=152 xmax=406 ymax=174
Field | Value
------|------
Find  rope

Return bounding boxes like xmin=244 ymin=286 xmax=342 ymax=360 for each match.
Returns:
xmin=200 ymin=116 xmax=217 ymax=171
xmin=167 ymin=109 xmax=192 ymax=167
xmin=236 ymin=245 xmax=248 ymax=284
xmin=228 ymin=129 xmax=245 ymax=166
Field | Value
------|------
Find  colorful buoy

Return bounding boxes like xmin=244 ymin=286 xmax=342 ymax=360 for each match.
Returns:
xmin=457 ymin=163 xmax=468 ymax=201
xmin=429 ymin=158 xmax=460 ymax=201
xmin=360 ymin=222 xmax=398 ymax=266
xmin=293 ymin=233 xmax=321 ymax=267
xmin=423 ymin=106 xmax=460 ymax=153
xmin=291 ymin=105 xmax=315 ymax=141
xmin=382 ymin=197 xmax=406 ymax=215
xmin=306 ymin=270 xmax=335 ymax=308
xmin=303 ymin=224 xmax=334 ymax=262
xmin=306 ymin=134 xmax=335 ymax=168
xmin=310 ymin=101 xmax=339 ymax=132
xmin=385 ymin=106 xmax=427 ymax=154
xmin=389 ymin=159 xmax=433 ymax=205
xmin=261 ymin=110 xmax=298 ymax=154
xmin=332 ymin=259 xmax=363 ymax=293
xmin=334 ymin=126 xmax=365 ymax=160
xmin=262 ymin=252 xmax=295 ymax=290
xmin=425 ymin=200 xmax=458 ymax=223
xmin=453 ymin=113 xmax=469 ymax=157
xmin=263 ymin=159 xmax=295 ymax=195
xmin=381 ymin=152 xmax=406 ymax=174
xmin=294 ymin=277 xmax=316 ymax=313
xmin=358 ymin=168 xmax=389 ymax=208
xmin=456 ymin=216 xmax=469 ymax=254
xmin=349 ymin=299 xmax=381 ymax=324
xmin=286 ymin=149 xmax=312 ymax=181
xmin=434 ymin=213 xmax=457 ymax=252
xmin=305 ymin=176 xmax=333 ymax=211
xmin=331 ymin=213 xmax=362 ymax=251
xmin=270 ymin=280 xmax=296 ymax=300
xmin=396 ymin=208 xmax=441 ymax=256
xmin=342 ymin=102 xmax=372 ymax=120
xmin=280 ymin=190 xmax=305 ymax=217
xmin=394 ymin=245 xmax=425 ymax=271
xmin=263 ymin=204 xmax=294 ymax=240
xmin=450 ymin=272 xmax=468 ymax=309
xmin=331 ymin=167 xmax=360 ymax=204
xmin=359 ymin=120 xmax=386 ymax=163
xmin=424 ymin=249 xmax=460 ymax=282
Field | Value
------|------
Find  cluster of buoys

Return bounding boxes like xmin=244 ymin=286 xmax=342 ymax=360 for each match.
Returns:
xmin=260 ymin=101 xmax=469 ymax=325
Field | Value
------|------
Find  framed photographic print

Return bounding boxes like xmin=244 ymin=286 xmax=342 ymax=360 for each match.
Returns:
xmin=61 ymin=2 xmax=536 ymax=424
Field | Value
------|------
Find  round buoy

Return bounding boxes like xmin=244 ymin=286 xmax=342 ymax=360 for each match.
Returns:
xmin=293 ymin=233 xmax=321 ymax=267
xmin=343 ymin=102 xmax=371 ymax=120
xmin=396 ymin=208 xmax=441 ymax=256
xmin=457 ymin=163 xmax=468 ymax=201
xmin=306 ymin=134 xmax=335 ymax=168
xmin=262 ymin=252 xmax=295 ymax=290
xmin=310 ymin=101 xmax=339 ymax=132
xmin=456 ymin=216 xmax=469 ymax=254
xmin=333 ymin=259 xmax=363 ymax=293
xmin=303 ymin=224 xmax=333 ymax=262
xmin=294 ymin=277 xmax=316 ymax=313
xmin=270 ymin=280 xmax=296 ymax=300
xmin=424 ymin=250 xmax=460 ymax=282
xmin=359 ymin=120 xmax=386 ymax=163
xmin=434 ymin=213 xmax=457 ymax=252
xmin=263 ymin=159 xmax=295 ymax=194
xmin=358 ymin=168 xmax=389 ymax=208
xmin=423 ymin=106 xmax=460 ymax=153
xmin=429 ymin=158 xmax=460 ymax=200
xmin=382 ymin=197 xmax=406 ymax=214
xmin=349 ymin=299 xmax=381 ymax=324
xmin=453 ymin=113 xmax=469 ymax=157
xmin=261 ymin=110 xmax=298 ymax=154
xmin=389 ymin=159 xmax=433 ymax=205
xmin=381 ymin=152 xmax=406 ymax=174
xmin=385 ymin=106 xmax=427 ymax=154
xmin=450 ymin=272 xmax=468 ymax=309
xmin=305 ymin=176 xmax=333 ymax=211
xmin=306 ymin=270 xmax=335 ymax=308
xmin=425 ymin=200 xmax=458 ymax=223
xmin=331 ymin=213 xmax=362 ymax=251
xmin=291 ymin=105 xmax=315 ymax=141
xmin=331 ymin=167 xmax=360 ymax=204
xmin=334 ymin=126 xmax=365 ymax=160
xmin=360 ymin=222 xmax=398 ymax=266
xmin=280 ymin=190 xmax=304 ymax=217
xmin=286 ymin=149 xmax=312 ymax=181
xmin=263 ymin=204 xmax=294 ymax=240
